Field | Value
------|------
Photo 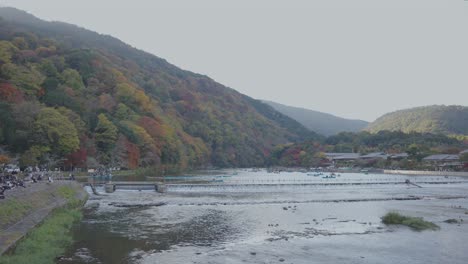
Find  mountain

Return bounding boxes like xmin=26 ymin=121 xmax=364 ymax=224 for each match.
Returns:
xmin=366 ymin=105 xmax=468 ymax=136
xmin=263 ymin=100 xmax=368 ymax=136
xmin=0 ymin=7 xmax=318 ymax=170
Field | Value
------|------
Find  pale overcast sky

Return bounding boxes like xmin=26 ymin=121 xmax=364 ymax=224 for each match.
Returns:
xmin=1 ymin=0 xmax=467 ymax=121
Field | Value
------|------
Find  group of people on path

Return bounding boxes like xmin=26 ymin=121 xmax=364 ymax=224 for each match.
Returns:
xmin=0 ymin=174 xmax=26 ymax=199
xmin=0 ymin=169 xmax=78 ymax=199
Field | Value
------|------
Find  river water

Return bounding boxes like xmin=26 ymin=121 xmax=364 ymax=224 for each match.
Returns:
xmin=60 ymin=170 xmax=468 ymax=264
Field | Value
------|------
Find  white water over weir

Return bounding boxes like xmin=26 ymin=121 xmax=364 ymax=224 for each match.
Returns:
xmin=166 ymin=180 xmax=467 ymax=193
xmin=99 ymin=171 xmax=468 ymax=193
xmin=103 ymin=182 xmax=167 ymax=193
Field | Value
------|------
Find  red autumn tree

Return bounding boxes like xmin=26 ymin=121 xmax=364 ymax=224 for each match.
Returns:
xmin=64 ymin=147 xmax=87 ymax=169
xmin=126 ymin=140 xmax=140 ymax=169
xmin=0 ymin=83 xmax=24 ymax=103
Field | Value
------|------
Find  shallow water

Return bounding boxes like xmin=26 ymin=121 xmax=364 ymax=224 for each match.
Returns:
xmin=60 ymin=170 xmax=468 ymax=264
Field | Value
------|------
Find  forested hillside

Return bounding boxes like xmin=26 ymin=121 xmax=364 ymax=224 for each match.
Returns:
xmin=0 ymin=7 xmax=317 ymax=170
xmin=366 ymin=105 xmax=468 ymax=136
xmin=263 ymin=100 xmax=368 ymax=136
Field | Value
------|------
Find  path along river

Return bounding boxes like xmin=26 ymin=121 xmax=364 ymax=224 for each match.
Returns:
xmin=59 ymin=170 xmax=468 ymax=264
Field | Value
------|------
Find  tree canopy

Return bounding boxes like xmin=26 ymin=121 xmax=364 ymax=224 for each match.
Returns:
xmin=33 ymin=107 xmax=80 ymax=155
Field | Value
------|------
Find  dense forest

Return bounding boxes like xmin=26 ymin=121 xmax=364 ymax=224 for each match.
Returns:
xmin=0 ymin=7 xmax=318 ymax=170
xmin=366 ymin=105 xmax=468 ymax=136
xmin=264 ymin=100 xmax=368 ymax=136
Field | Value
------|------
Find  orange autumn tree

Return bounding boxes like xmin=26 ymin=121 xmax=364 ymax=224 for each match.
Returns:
xmin=0 ymin=155 xmax=10 ymax=165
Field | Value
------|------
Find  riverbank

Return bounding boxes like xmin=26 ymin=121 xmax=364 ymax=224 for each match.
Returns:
xmin=0 ymin=181 xmax=87 ymax=258
xmin=272 ymin=167 xmax=468 ymax=177
xmin=383 ymin=169 xmax=468 ymax=177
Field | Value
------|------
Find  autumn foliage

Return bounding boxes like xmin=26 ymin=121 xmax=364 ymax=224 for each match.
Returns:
xmin=0 ymin=9 xmax=316 ymax=170
xmin=0 ymin=82 xmax=23 ymax=103
xmin=0 ymin=154 xmax=10 ymax=165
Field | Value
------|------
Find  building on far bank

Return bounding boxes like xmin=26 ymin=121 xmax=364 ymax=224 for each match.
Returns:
xmin=325 ymin=153 xmax=361 ymax=167
xmin=360 ymin=152 xmax=388 ymax=160
xmin=388 ymin=153 xmax=409 ymax=160
xmin=325 ymin=153 xmax=361 ymax=161
xmin=423 ymin=154 xmax=460 ymax=162
xmin=326 ymin=152 xmax=407 ymax=167
xmin=423 ymin=154 xmax=462 ymax=170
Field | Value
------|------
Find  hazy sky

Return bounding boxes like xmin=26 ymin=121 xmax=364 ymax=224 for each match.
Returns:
xmin=2 ymin=0 xmax=467 ymax=121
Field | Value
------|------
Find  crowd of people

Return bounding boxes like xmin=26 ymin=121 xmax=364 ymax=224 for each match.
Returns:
xmin=0 ymin=173 xmax=26 ymax=199
xmin=89 ymin=168 xmax=113 ymax=182
xmin=0 ymin=169 xmax=77 ymax=199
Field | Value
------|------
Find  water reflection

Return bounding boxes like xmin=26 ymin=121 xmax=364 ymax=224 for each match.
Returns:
xmin=62 ymin=204 xmax=244 ymax=263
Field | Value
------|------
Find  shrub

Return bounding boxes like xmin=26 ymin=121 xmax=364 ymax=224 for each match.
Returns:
xmin=381 ymin=212 xmax=439 ymax=231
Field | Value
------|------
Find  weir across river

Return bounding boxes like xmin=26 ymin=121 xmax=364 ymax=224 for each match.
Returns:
xmin=89 ymin=178 xmax=468 ymax=193
xmin=84 ymin=181 xmax=166 ymax=193
xmin=101 ymin=181 xmax=167 ymax=193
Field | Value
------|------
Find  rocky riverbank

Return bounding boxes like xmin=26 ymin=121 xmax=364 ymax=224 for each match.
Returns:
xmin=0 ymin=181 xmax=87 ymax=256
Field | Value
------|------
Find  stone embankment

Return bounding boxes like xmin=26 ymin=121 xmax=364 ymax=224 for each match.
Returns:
xmin=0 ymin=181 xmax=87 ymax=255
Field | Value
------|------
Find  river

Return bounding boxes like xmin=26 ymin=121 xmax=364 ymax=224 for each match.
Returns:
xmin=59 ymin=170 xmax=468 ymax=264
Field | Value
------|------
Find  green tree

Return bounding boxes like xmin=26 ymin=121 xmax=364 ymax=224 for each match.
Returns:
xmin=61 ymin=68 xmax=85 ymax=90
xmin=39 ymin=60 xmax=59 ymax=77
xmin=406 ymin=144 xmax=420 ymax=157
xmin=1 ymin=63 xmax=45 ymax=94
xmin=34 ymin=107 xmax=80 ymax=155
xmin=115 ymin=103 xmax=131 ymax=120
xmin=0 ymin=41 xmax=17 ymax=64
xmin=20 ymin=145 xmax=50 ymax=167
xmin=12 ymin=37 xmax=29 ymax=50
xmin=95 ymin=114 xmax=118 ymax=152
xmin=56 ymin=107 xmax=86 ymax=135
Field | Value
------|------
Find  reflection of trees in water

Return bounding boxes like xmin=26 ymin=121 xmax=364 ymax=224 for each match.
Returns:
xmin=66 ymin=208 xmax=241 ymax=263
xmin=67 ymin=209 xmax=154 ymax=264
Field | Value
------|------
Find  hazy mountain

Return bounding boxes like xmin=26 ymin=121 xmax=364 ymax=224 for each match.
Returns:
xmin=366 ymin=105 xmax=468 ymax=135
xmin=0 ymin=7 xmax=318 ymax=169
xmin=263 ymin=101 xmax=369 ymax=136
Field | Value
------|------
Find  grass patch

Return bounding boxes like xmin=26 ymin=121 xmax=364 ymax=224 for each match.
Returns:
xmin=0 ymin=199 xmax=32 ymax=228
xmin=57 ymin=186 xmax=77 ymax=201
xmin=381 ymin=212 xmax=439 ymax=231
xmin=0 ymin=202 xmax=83 ymax=264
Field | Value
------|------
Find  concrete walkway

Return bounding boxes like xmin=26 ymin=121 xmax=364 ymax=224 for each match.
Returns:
xmin=0 ymin=181 xmax=87 ymax=255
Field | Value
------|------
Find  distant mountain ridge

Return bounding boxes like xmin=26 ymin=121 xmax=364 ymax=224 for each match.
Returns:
xmin=365 ymin=105 xmax=468 ymax=135
xmin=263 ymin=101 xmax=369 ymax=136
